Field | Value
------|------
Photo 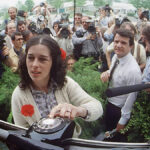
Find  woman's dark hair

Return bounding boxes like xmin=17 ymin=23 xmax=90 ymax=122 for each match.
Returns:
xmin=19 ymin=35 xmax=66 ymax=89
xmin=114 ymin=28 xmax=134 ymax=46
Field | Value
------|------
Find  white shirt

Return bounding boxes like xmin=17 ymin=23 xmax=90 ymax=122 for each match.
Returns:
xmin=108 ymin=53 xmax=142 ymax=125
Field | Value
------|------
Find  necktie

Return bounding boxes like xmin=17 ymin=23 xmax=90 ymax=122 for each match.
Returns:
xmin=109 ymin=59 xmax=119 ymax=82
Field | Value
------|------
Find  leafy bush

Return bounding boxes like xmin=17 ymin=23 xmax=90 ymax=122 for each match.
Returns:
xmin=122 ymin=91 xmax=150 ymax=142
xmin=68 ymin=57 xmax=150 ymax=142
xmin=67 ymin=57 xmax=107 ymax=138
xmin=0 ymin=65 xmax=19 ymax=121
xmin=0 ymin=58 xmax=150 ymax=142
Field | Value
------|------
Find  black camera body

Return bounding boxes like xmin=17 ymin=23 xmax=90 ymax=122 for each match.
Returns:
xmin=17 ymin=10 xmax=25 ymax=17
xmin=87 ymin=23 xmax=96 ymax=35
xmin=0 ymin=34 xmax=6 ymax=50
xmin=103 ymin=4 xmax=112 ymax=16
xmin=76 ymin=30 xmax=85 ymax=38
xmin=141 ymin=10 xmax=149 ymax=20
xmin=40 ymin=2 xmax=45 ymax=7
xmin=115 ymin=17 xmax=130 ymax=27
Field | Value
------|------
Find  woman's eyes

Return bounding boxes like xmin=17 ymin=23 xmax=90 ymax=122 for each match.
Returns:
xmin=39 ymin=58 xmax=47 ymax=62
xmin=27 ymin=56 xmax=47 ymax=62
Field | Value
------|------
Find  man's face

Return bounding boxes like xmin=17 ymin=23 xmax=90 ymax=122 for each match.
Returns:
xmin=75 ymin=15 xmax=82 ymax=24
xmin=82 ymin=17 xmax=89 ymax=30
xmin=13 ymin=35 xmax=23 ymax=48
xmin=114 ymin=33 xmax=132 ymax=58
xmin=142 ymin=35 xmax=150 ymax=52
xmin=7 ymin=22 xmax=16 ymax=36
xmin=8 ymin=8 xmax=17 ymax=20
xmin=99 ymin=9 xmax=106 ymax=16
xmin=18 ymin=24 xmax=27 ymax=32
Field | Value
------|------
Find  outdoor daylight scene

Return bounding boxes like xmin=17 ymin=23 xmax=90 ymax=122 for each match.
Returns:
xmin=0 ymin=0 xmax=150 ymax=149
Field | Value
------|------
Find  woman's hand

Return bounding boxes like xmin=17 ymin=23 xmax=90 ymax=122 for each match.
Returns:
xmin=49 ymin=103 xmax=88 ymax=120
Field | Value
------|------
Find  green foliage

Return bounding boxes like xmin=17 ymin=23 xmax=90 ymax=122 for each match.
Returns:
xmin=129 ymin=0 xmax=150 ymax=9
xmin=67 ymin=57 xmax=107 ymax=138
xmin=121 ymin=91 xmax=150 ymax=142
xmin=68 ymin=57 xmax=150 ymax=142
xmin=0 ymin=65 xmax=19 ymax=121
xmin=94 ymin=0 xmax=112 ymax=8
xmin=24 ymin=0 xmax=34 ymax=11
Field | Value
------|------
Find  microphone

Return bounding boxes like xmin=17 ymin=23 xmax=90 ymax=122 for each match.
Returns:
xmin=106 ymin=83 xmax=150 ymax=97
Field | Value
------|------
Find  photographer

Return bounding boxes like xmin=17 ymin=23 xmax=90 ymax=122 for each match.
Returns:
xmin=0 ymin=45 xmax=17 ymax=76
xmin=72 ymin=16 xmax=103 ymax=60
xmin=80 ymin=23 xmax=103 ymax=60
xmin=98 ymin=5 xmax=113 ymax=28
xmin=54 ymin=23 xmax=74 ymax=56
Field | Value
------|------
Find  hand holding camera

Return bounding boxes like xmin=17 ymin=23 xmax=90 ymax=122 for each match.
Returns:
xmin=2 ymin=46 xmax=9 ymax=58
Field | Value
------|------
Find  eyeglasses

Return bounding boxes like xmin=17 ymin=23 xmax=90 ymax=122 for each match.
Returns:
xmin=82 ymin=21 xmax=87 ymax=24
xmin=75 ymin=17 xmax=81 ymax=20
xmin=16 ymin=38 xmax=23 ymax=41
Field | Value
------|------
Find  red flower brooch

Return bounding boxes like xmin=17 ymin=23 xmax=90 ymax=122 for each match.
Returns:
xmin=60 ymin=48 xmax=66 ymax=60
xmin=21 ymin=104 xmax=34 ymax=117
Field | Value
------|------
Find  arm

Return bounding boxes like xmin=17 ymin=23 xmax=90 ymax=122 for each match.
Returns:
xmin=50 ymin=77 xmax=103 ymax=121
xmin=11 ymin=87 xmax=30 ymax=128
xmin=72 ymin=32 xmax=87 ymax=45
xmin=2 ymin=46 xmax=17 ymax=72
xmin=117 ymin=70 xmax=142 ymax=131
xmin=139 ymin=45 xmax=146 ymax=71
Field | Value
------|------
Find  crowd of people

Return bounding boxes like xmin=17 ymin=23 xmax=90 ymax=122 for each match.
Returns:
xmin=0 ymin=2 xmax=150 ymax=141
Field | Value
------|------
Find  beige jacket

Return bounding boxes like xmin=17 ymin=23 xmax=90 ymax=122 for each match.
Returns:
xmin=12 ymin=76 xmax=103 ymax=137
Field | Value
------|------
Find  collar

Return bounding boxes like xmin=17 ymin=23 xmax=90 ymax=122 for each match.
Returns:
xmin=117 ymin=53 xmax=132 ymax=65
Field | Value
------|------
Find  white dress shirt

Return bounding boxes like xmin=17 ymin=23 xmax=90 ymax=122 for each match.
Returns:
xmin=108 ymin=53 xmax=142 ymax=125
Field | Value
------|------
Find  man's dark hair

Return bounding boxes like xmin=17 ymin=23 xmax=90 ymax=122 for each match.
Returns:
xmin=11 ymin=31 xmax=22 ymax=41
xmin=75 ymin=13 xmax=82 ymax=17
xmin=18 ymin=35 xmax=66 ymax=89
xmin=120 ymin=22 xmax=137 ymax=35
xmin=17 ymin=20 xmax=26 ymax=27
xmin=114 ymin=28 xmax=134 ymax=46
xmin=142 ymin=25 xmax=150 ymax=44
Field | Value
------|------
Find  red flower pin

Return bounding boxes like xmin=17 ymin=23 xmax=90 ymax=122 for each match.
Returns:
xmin=60 ymin=48 xmax=66 ymax=60
xmin=21 ymin=104 xmax=34 ymax=117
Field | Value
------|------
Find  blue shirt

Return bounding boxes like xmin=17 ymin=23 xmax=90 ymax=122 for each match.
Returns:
xmin=142 ymin=57 xmax=150 ymax=83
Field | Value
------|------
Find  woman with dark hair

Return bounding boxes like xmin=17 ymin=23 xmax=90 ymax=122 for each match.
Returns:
xmin=11 ymin=35 xmax=103 ymax=137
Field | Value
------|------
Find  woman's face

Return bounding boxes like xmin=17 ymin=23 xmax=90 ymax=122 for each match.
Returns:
xmin=26 ymin=44 xmax=52 ymax=86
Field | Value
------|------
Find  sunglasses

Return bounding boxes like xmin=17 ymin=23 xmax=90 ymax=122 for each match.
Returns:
xmin=16 ymin=38 xmax=23 ymax=41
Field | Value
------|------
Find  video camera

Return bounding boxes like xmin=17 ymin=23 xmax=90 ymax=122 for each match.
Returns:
xmin=28 ymin=22 xmax=43 ymax=35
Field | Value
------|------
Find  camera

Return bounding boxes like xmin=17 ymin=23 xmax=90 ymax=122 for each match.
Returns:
xmin=87 ymin=23 xmax=96 ymax=35
xmin=141 ymin=10 xmax=149 ymax=20
xmin=0 ymin=34 xmax=6 ymax=50
xmin=17 ymin=10 xmax=25 ymax=17
xmin=103 ymin=4 xmax=112 ymax=16
xmin=115 ymin=17 xmax=130 ymax=27
xmin=76 ymin=29 xmax=85 ymax=38
xmin=60 ymin=13 xmax=69 ymax=22
xmin=59 ymin=23 xmax=70 ymax=39
xmin=40 ymin=2 xmax=45 ymax=7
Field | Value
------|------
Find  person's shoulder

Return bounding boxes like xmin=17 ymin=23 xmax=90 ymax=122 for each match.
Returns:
xmin=65 ymin=76 xmax=76 ymax=84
